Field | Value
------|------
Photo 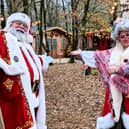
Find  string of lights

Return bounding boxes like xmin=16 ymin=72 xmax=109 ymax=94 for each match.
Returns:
xmin=110 ymin=1 xmax=118 ymax=14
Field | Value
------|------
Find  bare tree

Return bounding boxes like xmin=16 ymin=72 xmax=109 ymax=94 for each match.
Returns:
xmin=81 ymin=0 xmax=90 ymax=50
xmin=43 ymin=0 xmax=52 ymax=55
xmin=1 ymin=0 xmax=5 ymax=28
xmin=71 ymin=0 xmax=79 ymax=51
xmin=70 ymin=0 xmax=79 ymax=62
xmin=38 ymin=0 xmax=44 ymax=54
xmin=6 ymin=0 xmax=23 ymax=14
xmin=23 ymin=0 xmax=28 ymax=14
xmin=61 ymin=0 xmax=71 ymax=56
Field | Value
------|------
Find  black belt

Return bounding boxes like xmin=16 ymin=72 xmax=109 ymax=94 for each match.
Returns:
xmin=31 ymin=81 xmax=39 ymax=93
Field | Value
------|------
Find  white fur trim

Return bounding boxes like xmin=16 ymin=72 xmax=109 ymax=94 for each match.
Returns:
xmin=109 ymin=42 xmax=123 ymax=66
xmin=122 ymin=112 xmax=129 ymax=129
xmin=6 ymin=12 xmax=30 ymax=30
xmin=110 ymin=42 xmax=129 ymax=67
xmin=33 ymin=54 xmax=47 ymax=129
xmin=96 ymin=113 xmax=115 ymax=129
xmin=23 ymin=42 xmax=47 ymax=129
xmin=19 ymin=42 xmax=39 ymax=81
xmin=32 ymin=94 xmax=39 ymax=108
xmin=0 ymin=58 xmax=25 ymax=75
xmin=38 ymin=54 xmax=49 ymax=72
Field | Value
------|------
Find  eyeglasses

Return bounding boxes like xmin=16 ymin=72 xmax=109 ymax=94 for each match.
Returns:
xmin=13 ymin=20 xmax=28 ymax=29
xmin=119 ymin=32 xmax=129 ymax=39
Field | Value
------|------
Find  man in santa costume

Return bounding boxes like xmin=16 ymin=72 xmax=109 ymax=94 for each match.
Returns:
xmin=0 ymin=12 xmax=49 ymax=129
xmin=71 ymin=18 xmax=129 ymax=129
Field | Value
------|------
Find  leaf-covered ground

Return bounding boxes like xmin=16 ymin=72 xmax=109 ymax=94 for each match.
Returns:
xmin=44 ymin=62 xmax=105 ymax=129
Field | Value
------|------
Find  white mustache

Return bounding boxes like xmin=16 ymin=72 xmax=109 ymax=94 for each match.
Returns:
xmin=8 ymin=26 xmax=27 ymax=42
xmin=16 ymin=28 xmax=25 ymax=34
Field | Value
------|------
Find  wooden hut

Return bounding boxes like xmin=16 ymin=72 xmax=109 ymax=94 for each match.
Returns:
xmin=32 ymin=26 xmax=72 ymax=58
xmin=45 ymin=27 xmax=72 ymax=58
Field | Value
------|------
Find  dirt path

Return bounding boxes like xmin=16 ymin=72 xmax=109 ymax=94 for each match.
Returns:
xmin=44 ymin=63 xmax=105 ymax=129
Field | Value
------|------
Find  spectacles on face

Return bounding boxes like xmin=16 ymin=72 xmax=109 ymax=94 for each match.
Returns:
xmin=13 ymin=20 xmax=28 ymax=29
xmin=119 ymin=32 xmax=129 ymax=39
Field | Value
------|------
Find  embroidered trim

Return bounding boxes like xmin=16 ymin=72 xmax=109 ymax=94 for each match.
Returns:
xmin=16 ymin=121 xmax=33 ymax=129
xmin=1 ymin=33 xmax=11 ymax=65
xmin=3 ymin=78 xmax=14 ymax=92
xmin=17 ymin=76 xmax=34 ymax=127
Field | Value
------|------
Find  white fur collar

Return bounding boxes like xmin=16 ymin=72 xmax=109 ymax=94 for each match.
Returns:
xmin=18 ymin=42 xmax=39 ymax=81
xmin=110 ymin=41 xmax=129 ymax=66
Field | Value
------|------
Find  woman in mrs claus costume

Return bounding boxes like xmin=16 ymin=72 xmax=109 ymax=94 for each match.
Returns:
xmin=71 ymin=18 xmax=129 ymax=129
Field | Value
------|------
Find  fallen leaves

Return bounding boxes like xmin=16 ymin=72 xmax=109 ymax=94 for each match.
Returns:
xmin=44 ymin=62 xmax=105 ymax=129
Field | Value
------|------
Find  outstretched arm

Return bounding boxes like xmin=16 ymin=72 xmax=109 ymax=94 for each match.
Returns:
xmin=71 ymin=49 xmax=96 ymax=68
xmin=38 ymin=54 xmax=54 ymax=72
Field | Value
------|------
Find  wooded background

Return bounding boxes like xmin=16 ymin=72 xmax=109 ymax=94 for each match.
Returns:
xmin=0 ymin=0 xmax=124 ymax=54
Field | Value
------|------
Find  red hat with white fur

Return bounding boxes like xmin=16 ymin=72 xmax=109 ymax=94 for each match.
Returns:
xmin=5 ymin=12 xmax=31 ymax=33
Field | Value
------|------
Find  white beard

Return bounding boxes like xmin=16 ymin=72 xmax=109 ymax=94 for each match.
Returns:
xmin=8 ymin=26 xmax=27 ymax=42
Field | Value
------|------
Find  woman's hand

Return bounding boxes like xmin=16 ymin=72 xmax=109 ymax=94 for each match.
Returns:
xmin=108 ymin=65 xmax=119 ymax=74
xmin=70 ymin=49 xmax=81 ymax=56
xmin=70 ymin=49 xmax=82 ymax=60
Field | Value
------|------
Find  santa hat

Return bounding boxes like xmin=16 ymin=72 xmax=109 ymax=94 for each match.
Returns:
xmin=4 ymin=12 xmax=31 ymax=32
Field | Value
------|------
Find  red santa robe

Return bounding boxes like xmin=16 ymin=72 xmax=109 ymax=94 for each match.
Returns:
xmin=0 ymin=31 xmax=47 ymax=129
xmin=0 ymin=31 xmax=34 ymax=129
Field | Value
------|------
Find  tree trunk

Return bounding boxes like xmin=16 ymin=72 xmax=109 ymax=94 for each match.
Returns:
xmin=1 ymin=0 xmax=6 ymax=28
xmin=38 ymin=0 xmax=43 ymax=54
xmin=55 ymin=0 xmax=58 ymax=26
xmin=62 ymin=0 xmax=71 ymax=56
xmin=70 ymin=0 xmax=79 ymax=63
xmin=70 ymin=0 xmax=75 ymax=63
xmin=23 ymin=0 xmax=28 ymax=14
xmin=33 ymin=0 xmax=38 ymax=23
xmin=81 ymin=0 xmax=90 ymax=50
xmin=43 ymin=0 xmax=49 ymax=55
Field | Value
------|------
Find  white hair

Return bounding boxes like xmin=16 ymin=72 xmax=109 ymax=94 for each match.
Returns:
xmin=111 ymin=18 xmax=129 ymax=40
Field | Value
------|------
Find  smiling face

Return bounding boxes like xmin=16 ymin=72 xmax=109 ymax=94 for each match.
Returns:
xmin=12 ymin=20 xmax=28 ymax=33
xmin=118 ymin=31 xmax=129 ymax=49
xmin=8 ymin=20 xmax=28 ymax=42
